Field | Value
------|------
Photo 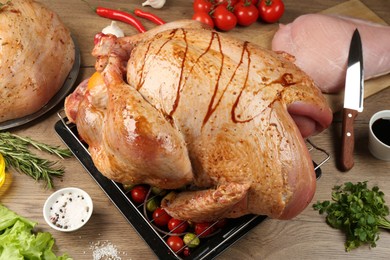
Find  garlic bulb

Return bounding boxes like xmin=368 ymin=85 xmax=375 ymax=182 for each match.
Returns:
xmin=102 ymin=21 xmax=125 ymax=38
xmin=142 ymin=0 xmax=166 ymax=9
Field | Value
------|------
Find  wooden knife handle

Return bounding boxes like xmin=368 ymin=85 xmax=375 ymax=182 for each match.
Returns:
xmin=340 ymin=108 xmax=358 ymax=171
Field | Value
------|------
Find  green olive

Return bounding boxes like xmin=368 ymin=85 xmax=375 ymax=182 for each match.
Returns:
xmin=151 ymin=186 xmax=167 ymax=196
xmin=146 ymin=197 xmax=159 ymax=212
xmin=183 ymin=233 xmax=200 ymax=248
xmin=122 ymin=184 xmax=135 ymax=191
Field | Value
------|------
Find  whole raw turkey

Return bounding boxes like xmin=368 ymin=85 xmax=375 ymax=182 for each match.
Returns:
xmin=0 ymin=0 xmax=75 ymax=123
xmin=65 ymin=20 xmax=333 ymax=222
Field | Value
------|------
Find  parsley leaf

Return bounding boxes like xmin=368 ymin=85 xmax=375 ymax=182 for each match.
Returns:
xmin=313 ymin=181 xmax=390 ymax=251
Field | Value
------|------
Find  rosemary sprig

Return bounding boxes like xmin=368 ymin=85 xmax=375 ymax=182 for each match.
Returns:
xmin=0 ymin=132 xmax=72 ymax=189
xmin=0 ymin=0 xmax=12 ymax=11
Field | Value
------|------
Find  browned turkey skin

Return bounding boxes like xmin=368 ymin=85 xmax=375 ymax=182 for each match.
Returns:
xmin=65 ymin=20 xmax=332 ymax=222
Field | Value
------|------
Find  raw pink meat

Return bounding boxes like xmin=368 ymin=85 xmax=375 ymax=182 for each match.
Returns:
xmin=272 ymin=14 xmax=390 ymax=93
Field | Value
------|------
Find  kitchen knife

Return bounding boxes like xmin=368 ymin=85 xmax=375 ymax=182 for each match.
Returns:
xmin=340 ymin=29 xmax=364 ymax=171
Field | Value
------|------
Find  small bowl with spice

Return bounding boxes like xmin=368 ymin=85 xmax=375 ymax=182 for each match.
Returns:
xmin=43 ymin=187 xmax=93 ymax=232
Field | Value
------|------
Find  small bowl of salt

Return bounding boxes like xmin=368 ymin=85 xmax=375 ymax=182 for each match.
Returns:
xmin=43 ymin=187 xmax=93 ymax=232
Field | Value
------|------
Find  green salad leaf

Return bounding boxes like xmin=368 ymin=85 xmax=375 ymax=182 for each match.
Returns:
xmin=0 ymin=204 xmax=72 ymax=260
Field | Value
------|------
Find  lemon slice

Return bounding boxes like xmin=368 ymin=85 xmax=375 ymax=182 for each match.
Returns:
xmin=0 ymin=154 xmax=5 ymax=188
xmin=87 ymin=71 xmax=105 ymax=90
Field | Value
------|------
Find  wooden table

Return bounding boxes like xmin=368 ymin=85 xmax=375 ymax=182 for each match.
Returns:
xmin=2 ymin=0 xmax=390 ymax=259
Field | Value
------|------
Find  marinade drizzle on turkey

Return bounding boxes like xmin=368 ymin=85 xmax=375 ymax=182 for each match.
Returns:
xmin=65 ymin=20 xmax=332 ymax=222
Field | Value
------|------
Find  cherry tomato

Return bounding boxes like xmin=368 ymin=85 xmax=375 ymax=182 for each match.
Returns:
xmin=168 ymin=218 xmax=189 ymax=234
xmin=167 ymin=236 xmax=184 ymax=253
xmin=215 ymin=218 xmax=229 ymax=229
xmin=234 ymin=2 xmax=259 ymax=26
xmin=240 ymin=0 xmax=259 ymax=5
xmin=215 ymin=0 xmax=239 ymax=7
xmin=183 ymin=247 xmax=191 ymax=257
xmin=194 ymin=222 xmax=216 ymax=237
xmin=130 ymin=185 xmax=148 ymax=204
xmin=193 ymin=0 xmax=213 ymax=13
xmin=152 ymin=207 xmax=172 ymax=227
xmin=258 ymin=0 xmax=285 ymax=23
xmin=192 ymin=12 xmax=215 ymax=28
xmin=213 ymin=5 xmax=237 ymax=31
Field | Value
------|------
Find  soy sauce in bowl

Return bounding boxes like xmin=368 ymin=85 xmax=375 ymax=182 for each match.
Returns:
xmin=372 ymin=118 xmax=390 ymax=146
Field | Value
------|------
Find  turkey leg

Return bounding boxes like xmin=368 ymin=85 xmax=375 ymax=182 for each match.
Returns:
xmin=162 ymin=182 xmax=251 ymax=222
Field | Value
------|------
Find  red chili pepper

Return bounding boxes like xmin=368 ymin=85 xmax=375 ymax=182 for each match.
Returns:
xmin=134 ymin=8 xmax=166 ymax=25
xmin=96 ymin=7 xmax=146 ymax=33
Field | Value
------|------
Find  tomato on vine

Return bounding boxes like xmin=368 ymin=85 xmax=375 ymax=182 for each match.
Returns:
xmin=192 ymin=11 xmax=215 ymax=28
xmin=215 ymin=0 xmax=239 ymax=8
xmin=258 ymin=0 xmax=285 ymax=23
xmin=193 ymin=0 xmax=213 ymax=13
xmin=191 ymin=0 xmax=284 ymax=30
xmin=213 ymin=5 xmax=237 ymax=31
xmin=240 ymin=0 xmax=259 ymax=5
xmin=234 ymin=1 xmax=259 ymax=26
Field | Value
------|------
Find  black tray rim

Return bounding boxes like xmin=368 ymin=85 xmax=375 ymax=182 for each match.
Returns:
xmin=54 ymin=118 xmax=321 ymax=260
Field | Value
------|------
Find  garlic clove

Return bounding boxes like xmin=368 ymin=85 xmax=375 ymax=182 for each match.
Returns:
xmin=102 ymin=21 xmax=125 ymax=38
xmin=142 ymin=0 xmax=166 ymax=9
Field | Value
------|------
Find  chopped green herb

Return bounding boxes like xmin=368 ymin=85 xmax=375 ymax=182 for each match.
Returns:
xmin=313 ymin=181 xmax=390 ymax=251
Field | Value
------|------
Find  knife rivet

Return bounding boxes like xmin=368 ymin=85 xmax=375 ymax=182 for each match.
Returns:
xmin=347 ymin=132 xmax=351 ymax=137
xmin=348 ymin=113 xmax=353 ymax=118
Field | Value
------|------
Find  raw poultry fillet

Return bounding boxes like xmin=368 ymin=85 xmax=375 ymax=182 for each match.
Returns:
xmin=65 ymin=20 xmax=332 ymax=222
xmin=272 ymin=14 xmax=390 ymax=94
xmin=0 ymin=0 xmax=75 ymax=123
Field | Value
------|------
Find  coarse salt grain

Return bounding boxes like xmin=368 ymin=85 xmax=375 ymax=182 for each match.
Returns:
xmin=49 ymin=191 xmax=90 ymax=230
xmin=90 ymin=240 xmax=128 ymax=260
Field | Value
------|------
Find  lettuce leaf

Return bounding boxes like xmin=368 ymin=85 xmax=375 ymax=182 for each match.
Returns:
xmin=0 ymin=204 xmax=72 ymax=260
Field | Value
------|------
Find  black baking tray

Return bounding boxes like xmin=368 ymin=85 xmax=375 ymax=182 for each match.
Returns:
xmin=54 ymin=118 xmax=322 ymax=260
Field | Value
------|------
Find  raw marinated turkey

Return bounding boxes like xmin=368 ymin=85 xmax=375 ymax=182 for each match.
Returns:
xmin=65 ymin=21 xmax=332 ymax=222
xmin=0 ymin=0 xmax=75 ymax=123
xmin=272 ymin=14 xmax=390 ymax=93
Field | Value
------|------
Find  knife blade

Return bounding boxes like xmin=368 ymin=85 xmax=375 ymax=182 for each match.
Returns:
xmin=340 ymin=29 xmax=364 ymax=171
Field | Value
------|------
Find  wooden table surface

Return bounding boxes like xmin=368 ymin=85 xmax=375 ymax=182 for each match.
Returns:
xmin=1 ymin=0 xmax=390 ymax=259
